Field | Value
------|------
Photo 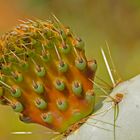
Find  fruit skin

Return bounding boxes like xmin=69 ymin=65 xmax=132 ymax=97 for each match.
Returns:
xmin=0 ymin=17 xmax=97 ymax=133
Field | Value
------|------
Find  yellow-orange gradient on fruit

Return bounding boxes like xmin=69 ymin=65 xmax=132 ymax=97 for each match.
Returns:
xmin=0 ymin=18 xmax=97 ymax=133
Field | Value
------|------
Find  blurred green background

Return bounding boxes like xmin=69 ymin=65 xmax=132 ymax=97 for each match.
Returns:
xmin=0 ymin=0 xmax=140 ymax=140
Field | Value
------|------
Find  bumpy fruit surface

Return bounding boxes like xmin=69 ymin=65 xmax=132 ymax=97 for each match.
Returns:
xmin=0 ymin=17 xmax=97 ymax=133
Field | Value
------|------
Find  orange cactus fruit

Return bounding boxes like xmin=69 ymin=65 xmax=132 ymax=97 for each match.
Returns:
xmin=0 ymin=17 xmax=97 ymax=136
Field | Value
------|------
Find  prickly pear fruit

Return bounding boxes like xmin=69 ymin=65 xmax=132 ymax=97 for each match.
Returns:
xmin=0 ymin=17 xmax=97 ymax=134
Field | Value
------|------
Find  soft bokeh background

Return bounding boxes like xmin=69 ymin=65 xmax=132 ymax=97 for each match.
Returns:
xmin=0 ymin=0 xmax=140 ymax=140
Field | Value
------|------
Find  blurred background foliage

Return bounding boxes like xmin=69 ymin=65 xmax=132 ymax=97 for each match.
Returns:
xmin=0 ymin=0 xmax=140 ymax=140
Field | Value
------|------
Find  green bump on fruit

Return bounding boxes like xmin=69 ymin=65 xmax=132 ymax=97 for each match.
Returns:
xmin=31 ymin=38 xmax=37 ymax=45
xmin=41 ymin=51 xmax=51 ymax=62
xmin=58 ymin=61 xmax=68 ymax=73
xmin=0 ymin=87 xmax=3 ymax=97
xmin=75 ymin=57 xmax=86 ymax=70
xmin=72 ymin=81 xmax=83 ymax=96
xmin=35 ymin=98 xmax=47 ymax=110
xmin=88 ymin=60 xmax=97 ymax=72
xmin=2 ymin=65 xmax=11 ymax=74
xmin=33 ymin=82 xmax=44 ymax=94
xmin=85 ymin=90 xmax=95 ymax=103
xmin=56 ymin=100 xmax=68 ymax=111
xmin=54 ymin=79 xmax=65 ymax=91
xmin=41 ymin=112 xmax=53 ymax=124
xmin=28 ymin=50 xmax=36 ymax=58
xmin=60 ymin=45 xmax=70 ymax=54
xmin=45 ymin=30 xmax=53 ymax=38
xmin=11 ymin=87 xmax=22 ymax=98
xmin=36 ymin=67 xmax=46 ymax=77
xmin=12 ymin=102 xmax=23 ymax=113
xmin=21 ymin=62 xmax=29 ymax=70
xmin=14 ymin=73 xmax=24 ymax=83
xmin=76 ymin=38 xmax=85 ymax=50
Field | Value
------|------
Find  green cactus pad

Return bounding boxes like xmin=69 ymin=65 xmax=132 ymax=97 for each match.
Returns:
xmin=0 ymin=17 xmax=97 ymax=134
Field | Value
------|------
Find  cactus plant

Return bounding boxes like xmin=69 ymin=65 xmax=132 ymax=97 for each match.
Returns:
xmin=0 ymin=17 xmax=97 ymax=138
